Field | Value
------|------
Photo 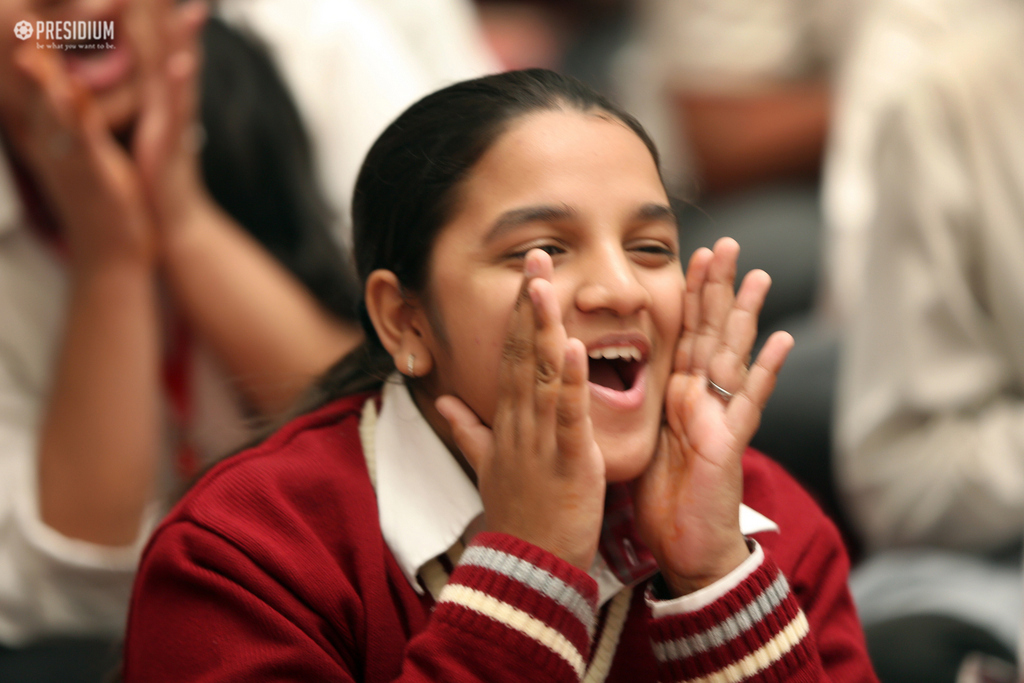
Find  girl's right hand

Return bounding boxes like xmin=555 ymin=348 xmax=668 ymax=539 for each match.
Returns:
xmin=12 ymin=44 xmax=155 ymax=273
xmin=436 ymin=249 xmax=606 ymax=571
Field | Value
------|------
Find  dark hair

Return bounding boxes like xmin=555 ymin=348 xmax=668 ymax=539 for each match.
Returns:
xmin=199 ymin=17 xmax=360 ymax=321
xmin=290 ymin=68 xmax=663 ymax=413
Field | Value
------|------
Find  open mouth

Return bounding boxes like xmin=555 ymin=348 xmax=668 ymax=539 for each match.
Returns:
xmin=587 ymin=346 xmax=643 ymax=392
xmin=63 ymin=33 xmax=132 ymax=93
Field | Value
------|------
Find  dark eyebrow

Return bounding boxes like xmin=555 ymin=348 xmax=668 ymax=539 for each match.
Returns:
xmin=634 ymin=203 xmax=676 ymax=224
xmin=484 ymin=204 xmax=577 ymax=243
xmin=483 ymin=202 xmax=676 ymax=243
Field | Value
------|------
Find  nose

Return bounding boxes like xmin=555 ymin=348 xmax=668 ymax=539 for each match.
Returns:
xmin=574 ymin=243 xmax=651 ymax=316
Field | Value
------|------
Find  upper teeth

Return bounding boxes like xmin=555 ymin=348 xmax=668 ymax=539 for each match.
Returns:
xmin=588 ymin=346 xmax=641 ymax=362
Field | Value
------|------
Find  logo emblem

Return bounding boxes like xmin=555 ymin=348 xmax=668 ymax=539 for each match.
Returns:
xmin=14 ymin=20 xmax=33 ymax=40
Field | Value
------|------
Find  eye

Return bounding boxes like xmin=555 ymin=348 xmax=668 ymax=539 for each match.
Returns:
xmin=628 ymin=240 xmax=677 ymax=265
xmin=634 ymin=244 xmax=674 ymax=256
xmin=508 ymin=242 xmax=567 ymax=259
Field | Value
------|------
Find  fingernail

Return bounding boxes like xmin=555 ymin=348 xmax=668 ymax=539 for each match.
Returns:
xmin=524 ymin=254 xmax=541 ymax=279
xmin=434 ymin=398 xmax=450 ymax=421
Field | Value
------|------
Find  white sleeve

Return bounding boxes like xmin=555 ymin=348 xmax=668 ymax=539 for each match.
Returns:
xmin=647 ymin=541 xmax=764 ymax=617
xmin=835 ymin=5 xmax=1024 ymax=551
xmin=0 ymin=383 xmax=157 ymax=645
xmin=0 ymin=229 xmax=155 ymax=645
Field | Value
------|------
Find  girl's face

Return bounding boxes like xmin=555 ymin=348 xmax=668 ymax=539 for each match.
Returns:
xmin=0 ymin=0 xmax=160 ymax=134
xmin=418 ymin=108 xmax=684 ymax=482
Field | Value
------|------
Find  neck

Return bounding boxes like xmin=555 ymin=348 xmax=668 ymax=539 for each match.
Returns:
xmin=408 ymin=379 xmax=479 ymax=486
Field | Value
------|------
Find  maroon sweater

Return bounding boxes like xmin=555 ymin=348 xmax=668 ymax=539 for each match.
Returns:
xmin=123 ymin=392 xmax=877 ymax=682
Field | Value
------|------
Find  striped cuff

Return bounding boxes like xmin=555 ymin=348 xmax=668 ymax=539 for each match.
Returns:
xmin=647 ymin=556 xmax=812 ymax=683
xmin=649 ymin=540 xmax=763 ymax=617
xmin=435 ymin=532 xmax=599 ymax=681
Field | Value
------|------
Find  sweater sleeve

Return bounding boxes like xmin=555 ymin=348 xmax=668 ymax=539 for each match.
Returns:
xmin=646 ymin=526 xmax=878 ymax=683
xmin=123 ymin=525 xmax=598 ymax=683
xmin=420 ymin=532 xmax=598 ymax=681
xmin=646 ymin=552 xmax=821 ymax=681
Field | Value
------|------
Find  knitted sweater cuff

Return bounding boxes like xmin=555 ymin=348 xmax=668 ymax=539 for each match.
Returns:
xmin=647 ymin=555 xmax=813 ymax=682
xmin=435 ymin=532 xmax=599 ymax=681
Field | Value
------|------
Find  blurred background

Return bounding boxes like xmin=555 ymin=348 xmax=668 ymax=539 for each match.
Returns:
xmin=2 ymin=0 xmax=1023 ymax=681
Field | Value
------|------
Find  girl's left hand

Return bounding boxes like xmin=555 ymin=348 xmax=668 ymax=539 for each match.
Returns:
xmin=633 ymin=238 xmax=793 ymax=597
xmin=133 ymin=0 xmax=211 ymax=233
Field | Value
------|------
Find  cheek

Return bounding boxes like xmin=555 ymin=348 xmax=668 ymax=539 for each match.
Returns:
xmin=657 ymin=274 xmax=686 ymax=326
xmin=648 ymin=275 xmax=686 ymax=366
xmin=431 ymin=276 xmax=521 ymax=423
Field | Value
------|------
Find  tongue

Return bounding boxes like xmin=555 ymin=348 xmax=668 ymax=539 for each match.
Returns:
xmin=589 ymin=359 xmax=625 ymax=391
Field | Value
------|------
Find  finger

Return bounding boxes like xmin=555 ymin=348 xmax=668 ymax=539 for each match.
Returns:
xmin=134 ymin=1 xmax=207 ymax=178
xmin=15 ymin=47 xmax=78 ymax=132
xmin=166 ymin=44 xmax=199 ymax=134
xmin=167 ymin=0 xmax=207 ymax=132
xmin=435 ymin=395 xmax=494 ymax=474
xmin=176 ymin=0 xmax=210 ymax=41
xmin=134 ymin=58 xmax=171 ymax=172
xmin=676 ymin=247 xmax=713 ymax=373
xmin=691 ymin=237 xmax=739 ymax=373
xmin=15 ymin=45 xmax=109 ymax=163
xmin=726 ymin=331 xmax=794 ymax=445
xmin=494 ymin=250 xmax=553 ymax=439
xmin=529 ymin=275 xmax=567 ymax=455
xmin=707 ymin=268 xmax=771 ymax=392
xmin=132 ymin=0 xmax=174 ymax=84
xmin=555 ymin=337 xmax=591 ymax=472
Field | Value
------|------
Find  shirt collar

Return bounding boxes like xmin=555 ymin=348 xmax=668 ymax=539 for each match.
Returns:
xmin=371 ymin=376 xmax=778 ymax=600
xmin=374 ymin=377 xmax=483 ymax=592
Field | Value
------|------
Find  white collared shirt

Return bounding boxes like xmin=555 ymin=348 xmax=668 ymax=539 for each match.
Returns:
xmin=370 ymin=377 xmax=778 ymax=612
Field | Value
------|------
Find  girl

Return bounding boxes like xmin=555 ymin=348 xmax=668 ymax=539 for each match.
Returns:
xmin=0 ymin=0 xmax=358 ymax=652
xmin=122 ymin=69 xmax=877 ymax=682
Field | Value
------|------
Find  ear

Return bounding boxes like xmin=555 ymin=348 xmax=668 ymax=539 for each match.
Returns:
xmin=364 ymin=269 xmax=435 ymax=378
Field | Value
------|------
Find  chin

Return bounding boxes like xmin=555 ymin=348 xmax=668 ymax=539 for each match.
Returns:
xmin=599 ymin=430 xmax=658 ymax=483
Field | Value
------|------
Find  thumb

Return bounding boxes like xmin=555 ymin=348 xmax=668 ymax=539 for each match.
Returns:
xmin=435 ymin=395 xmax=493 ymax=473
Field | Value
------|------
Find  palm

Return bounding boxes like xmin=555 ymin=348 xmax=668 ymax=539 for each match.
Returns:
xmin=634 ymin=239 xmax=792 ymax=594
